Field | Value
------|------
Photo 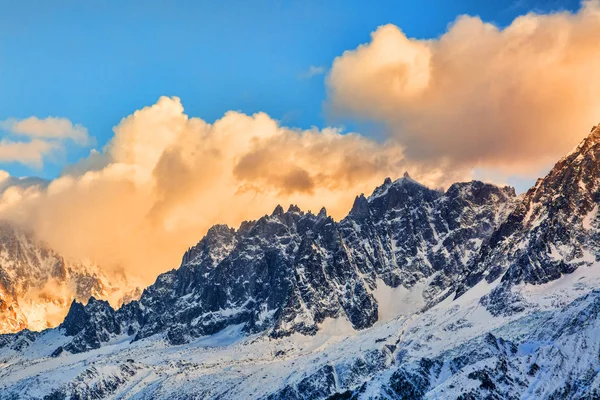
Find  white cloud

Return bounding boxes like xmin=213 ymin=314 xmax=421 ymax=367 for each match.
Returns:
xmin=0 ymin=139 xmax=60 ymax=168
xmin=1 ymin=116 xmax=92 ymax=146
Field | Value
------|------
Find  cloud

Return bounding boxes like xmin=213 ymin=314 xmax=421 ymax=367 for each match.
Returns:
xmin=1 ymin=116 xmax=92 ymax=146
xmin=0 ymin=139 xmax=60 ymax=168
xmin=326 ymin=0 xmax=600 ymax=176
xmin=0 ymin=97 xmax=464 ymax=286
xmin=300 ymin=65 xmax=326 ymax=79
xmin=0 ymin=116 xmax=93 ymax=168
xmin=0 ymin=170 xmax=47 ymax=193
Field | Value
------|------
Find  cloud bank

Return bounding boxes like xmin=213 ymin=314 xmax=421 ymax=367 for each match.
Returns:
xmin=327 ymin=0 xmax=600 ymax=175
xmin=0 ymin=97 xmax=457 ymax=284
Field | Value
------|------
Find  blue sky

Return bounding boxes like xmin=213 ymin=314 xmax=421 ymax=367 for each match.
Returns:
xmin=0 ymin=0 xmax=582 ymax=183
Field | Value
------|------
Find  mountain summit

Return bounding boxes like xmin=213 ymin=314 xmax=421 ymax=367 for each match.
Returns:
xmin=100 ymin=176 xmax=515 ymax=347
xmin=457 ymin=123 xmax=600 ymax=314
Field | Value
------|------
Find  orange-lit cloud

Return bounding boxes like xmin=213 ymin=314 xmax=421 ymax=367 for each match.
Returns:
xmin=0 ymin=97 xmax=461 ymax=285
xmin=327 ymin=0 xmax=600 ymax=175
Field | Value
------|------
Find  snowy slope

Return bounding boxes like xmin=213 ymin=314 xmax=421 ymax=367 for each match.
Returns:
xmin=2 ymin=261 xmax=600 ymax=399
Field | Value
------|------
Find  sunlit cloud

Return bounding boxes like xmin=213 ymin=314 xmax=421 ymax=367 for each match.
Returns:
xmin=0 ymin=116 xmax=93 ymax=168
xmin=3 ymin=1 xmax=597 ymax=296
xmin=0 ymin=97 xmax=465 ymax=286
xmin=0 ymin=138 xmax=60 ymax=168
xmin=1 ymin=116 xmax=93 ymax=146
xmin=326 ymin=0 xmax=600 ymax=178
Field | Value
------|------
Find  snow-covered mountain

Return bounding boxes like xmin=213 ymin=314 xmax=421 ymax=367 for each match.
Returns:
xmin=457 ymin=124 xmax=600 ymax=316
xmin=50 ymin=174 xmax=514 ymax=350
xmin=1 ymin=125 xmax=600 ymax=399
xmin=0 ymin=222 xmax=139 ymax=334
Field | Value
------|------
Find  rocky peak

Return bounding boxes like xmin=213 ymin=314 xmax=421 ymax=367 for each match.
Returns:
xmin=271 ymin=204 xmax=285 ymax=217
xmin=0 ymin=221 xmax=127 ymax=334
xmin=0 ymin=221 xmax=66 ymax=295
xmin=445 ymin=181 xmax=516 ymax=206
xmin=182 ymin=224 xmax=237 ymax=267
xmin=457 ymin=124 xmax=600 ymax=307
xmin=370 ymin=173 xmax=426 ymax=198
xmin=237 ymin=220 xmax=256 ymax=236
xmin=349 ymin=194 xmax=369 ymax=218
xmin=367 ymin=175 xmax=441 ymax=219
xmin=287 ymin=204 xmax=303 ymax=214
xmin=61 ymin=299 xmax=88 ymax=336
xmin=203 ymin=225 xmax=236 ymax=250
xmin=317 ymin=207 xmax=328 ymax=218
xmin=61 ymin=297 xmax=116 ymax=337
xmin=53 ymin=295 xmax=143 ymax=354
xmin=520 ymin=125 xmax=600 ymax=229
xmin=569 ymin=123 xmax=600 ymax=154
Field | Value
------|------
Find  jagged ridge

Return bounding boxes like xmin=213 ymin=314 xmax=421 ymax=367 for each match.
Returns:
xmin=457 ymin=124 xmax=600 ymax=315
xmin=52 ymin=176 xmax=515 ymax=351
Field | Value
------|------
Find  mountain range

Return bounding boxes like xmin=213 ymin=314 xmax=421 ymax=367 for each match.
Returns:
xmin=1 ymin=125 xmax=600 ymax=399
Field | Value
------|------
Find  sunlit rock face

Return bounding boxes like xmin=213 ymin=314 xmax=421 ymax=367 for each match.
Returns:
xmin=0 ymin=222 xmax=138 ymax=334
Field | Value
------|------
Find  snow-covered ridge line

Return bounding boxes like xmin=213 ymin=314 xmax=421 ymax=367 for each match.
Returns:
xmin=3 ymin=260 xmax=600 ymax=399
xmin=1 ymin=176 xmax=517 ymax=353
xmin=3 ymin=125 xmax=600 ymax=399
xmin=456 ymin=123 xmax=600 ymax=309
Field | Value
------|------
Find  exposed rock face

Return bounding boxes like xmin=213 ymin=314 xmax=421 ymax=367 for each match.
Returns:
xmin=340 ymin=178 xmax=515 ymax=303
xmin=457 ymin=124 xmax=600 ymax=314
xmin=131 ymin=176 xmax=514 ymax=345
xmin=57 ymin=297 xmax=142 ymax=354
xmin=4 ymin=269 xmax=600 ymax=399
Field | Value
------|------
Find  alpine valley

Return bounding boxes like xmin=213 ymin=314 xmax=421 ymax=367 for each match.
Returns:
xmin=2 ymin=125 xmax=600 ymax=400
